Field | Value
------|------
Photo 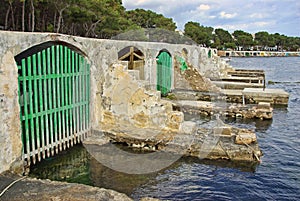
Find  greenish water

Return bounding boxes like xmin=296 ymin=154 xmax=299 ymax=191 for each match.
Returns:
xmin=30 ymin=143 xmax=258 ymax=196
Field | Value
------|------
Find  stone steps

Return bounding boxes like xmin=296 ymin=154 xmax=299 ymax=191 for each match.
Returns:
xmin=252 ymin=97 xmax=273 ymax=103
xmin=242 ymin=88 xmax=289 ymax=105
xmin=211 ymin=76 xmax=264 ymax=84
xmin=212 ymin=80 xmax=264 ymax=89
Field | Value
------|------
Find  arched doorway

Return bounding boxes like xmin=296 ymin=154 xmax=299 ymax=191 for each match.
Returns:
xmin=15 ymin=41 xmax=90 ymax=165
xmin=156 ymin=50 xmax=172 ymax=96
xmin=118 ymin=46 xmax=145 ymax=79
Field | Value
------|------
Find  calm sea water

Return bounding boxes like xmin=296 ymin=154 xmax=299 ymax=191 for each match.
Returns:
xmin=30 ymin=57 xmax=300 ymax=200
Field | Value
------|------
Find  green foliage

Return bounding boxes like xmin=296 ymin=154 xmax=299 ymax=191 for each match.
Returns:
xmin=232 ymin=30 xmax=254 ymax=49
xmin=126 ymin=9 xmax=177 ymax=31
xmin=215 ymin=28 xmax=233 ymax=44
xmin=184 ymin=21 xmax=213 ymax=47
xmin=1 ymin=0 xmax=135 ymax=38
xmin=224 ymin=42 xmax=236 ymax=50
xmin=255 ymin=31 xmax=271 ymax=48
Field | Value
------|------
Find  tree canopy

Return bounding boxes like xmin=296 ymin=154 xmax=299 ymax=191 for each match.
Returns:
xmin=126 ymin=9 xmax=176 ymax=31
xmin=184 ymin=21 xmax=213 ymax=47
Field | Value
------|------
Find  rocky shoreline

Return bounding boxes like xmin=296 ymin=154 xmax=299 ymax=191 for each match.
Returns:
xmin=0 ymin=171 xmax=134 ymax=201
xmin=0 ymin=171 xmax=164 ymax=201
xmin=86 ymin=120 xmax=262 ymax=164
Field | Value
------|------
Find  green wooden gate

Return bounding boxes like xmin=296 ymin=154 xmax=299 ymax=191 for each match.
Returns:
xmin=156 ymin=51 xmax=172 ymax=96
xmin=16 ymin=44 xmax=90 ymax=165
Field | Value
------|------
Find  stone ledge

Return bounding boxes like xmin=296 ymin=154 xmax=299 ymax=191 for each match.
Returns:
xmin=0 ymin=171 xmax=133 ymax=201
xmin=172 ymin=100 xmax=273 ymax=120
xmin=89 ymin=121 xmax=262 ymax=162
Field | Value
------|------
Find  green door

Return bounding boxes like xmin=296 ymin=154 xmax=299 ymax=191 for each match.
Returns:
xmin=16 ymin=44 xmax=90 ymax=165
xmin=156 ymin=51 xmax=172 ymax=96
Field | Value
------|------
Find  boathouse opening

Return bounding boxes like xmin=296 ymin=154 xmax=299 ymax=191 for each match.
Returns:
xmin=118 ymin=46 xmax=145 ymax=80
xmin=182 ymin=48 xmax=188 ymax=59
xmin=156 ymin=49 xmax=172 ymax=96
xmin=15 ymin=41 xmax=91 ymax=166
xmin=208 ymin=49 xmax=212 ymax=58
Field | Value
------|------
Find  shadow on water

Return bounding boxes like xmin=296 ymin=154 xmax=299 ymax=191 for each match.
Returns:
xmin=29 ymin=142 xmax=259 ymax=196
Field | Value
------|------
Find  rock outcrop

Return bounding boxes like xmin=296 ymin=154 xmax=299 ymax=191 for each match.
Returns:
xmin=0 ymin=172 xmax=132 ymax=201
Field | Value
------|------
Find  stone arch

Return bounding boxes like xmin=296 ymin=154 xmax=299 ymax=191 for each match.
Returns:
xmin=208 ymin=49 xmax=212 ymax=58
xmin=15 ymin=41 xmax=87 ymax=62
xmin=15 ymin=41 xmax=90 ymax=165
xmin=182 ymin=48 xmax=188 ymax=60
xmin=191 ymin=49 xmax=199 ymax=67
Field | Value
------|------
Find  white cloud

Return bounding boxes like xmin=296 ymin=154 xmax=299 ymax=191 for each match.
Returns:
xmin=197 ymin=4 xmax=210 ymax=11
xmin=216 ymin=20 xmax=276 ymax=34
xmin=219 ymin=11 xmax=237 ymax=19
xmin=249 ymin=13 xmax=268 ymax=19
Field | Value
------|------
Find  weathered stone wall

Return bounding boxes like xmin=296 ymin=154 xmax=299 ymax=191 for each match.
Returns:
xmin=197 ymin=48 xmax=230 ymax=79
xmin=0 ymin=49 xmax=23 ymax=173
xmin=173 ymin=57 xmax=221 ymax=92
xmin=99 ymin=63 xmax=184 ymax=133
xmin=0 ymin=31 xmax=225 ymax=173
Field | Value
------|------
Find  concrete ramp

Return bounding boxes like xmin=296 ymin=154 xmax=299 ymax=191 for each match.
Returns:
xmin=242 ymin=88 xmax=289 ymax=105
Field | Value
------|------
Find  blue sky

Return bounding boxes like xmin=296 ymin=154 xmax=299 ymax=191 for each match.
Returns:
xmin=123 ymin=0 xmax=300 ymax=37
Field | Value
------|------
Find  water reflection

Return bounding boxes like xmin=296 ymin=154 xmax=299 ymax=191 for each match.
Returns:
xmin=29 ymin=145 xmax=92 ymax=185
xmin=90 ymin=157 xmax=157 ymax=195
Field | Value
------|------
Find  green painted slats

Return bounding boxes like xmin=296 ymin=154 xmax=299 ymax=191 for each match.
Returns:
xmin=208 ymin=49 xmax=212 ymax=58
xmin=71 ymin=50 xmax=75 ymax=147
xmin=47 ymin=47 xmax=54 ymax=156
xmin=37 ymin=52 xmax=45 ymax=160
xmin=67 ymin=48 xmax=72 ymax=148
xmin=82 ymin=58 xmax=88 ymax=137
xmin=32 ymin=54 xmax=41 ymax=162
xmin=62 ymin=47 xmax=69 ymax=150
xmin=75 ymin=52 xmax=80 ymax=144
xmin=55 ymin=45 xmax=62 ymax=152
xmin=27 ymin=56 xmax=37 ymax=164
xmin=86 ymin=62 xmax=90 ymax=133
xmin=17 ymin=44 xmax=90 ymax=165
xmin=21 ymin=59 xmax=30 ymax=164
xmin=156 ymin=51 xmax=172 ymax=96
xmin=42 ymin=49 xmax=50 ymax=158
xmin=51 ymin=46 xmax=58 ymax=154
xmin=79 ymin=55 xmax=84 ymax=140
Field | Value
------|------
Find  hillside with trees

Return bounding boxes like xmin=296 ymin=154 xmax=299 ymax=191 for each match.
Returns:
xmin=184 ymin=22 xmax=300 ymax=51
xmin=1 ymin=0 xmax=299 ymax=51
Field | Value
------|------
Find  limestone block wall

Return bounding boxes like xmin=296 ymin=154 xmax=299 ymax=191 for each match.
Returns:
xmin=99 ymin=63 xmax=183 ymax=131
